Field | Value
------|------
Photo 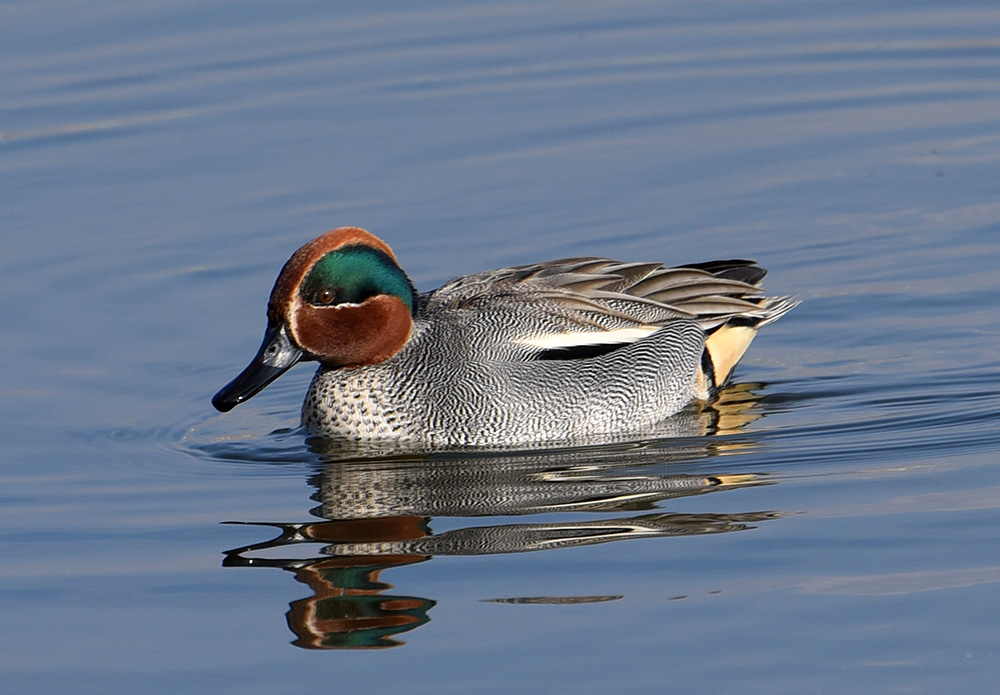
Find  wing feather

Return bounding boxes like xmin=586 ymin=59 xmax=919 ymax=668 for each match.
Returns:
xmin=424 ymin=256 xmax=797 ymax=360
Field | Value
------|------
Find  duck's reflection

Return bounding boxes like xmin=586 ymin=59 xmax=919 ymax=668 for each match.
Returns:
xmin=221 ymin=386 xmax=785 ymax=649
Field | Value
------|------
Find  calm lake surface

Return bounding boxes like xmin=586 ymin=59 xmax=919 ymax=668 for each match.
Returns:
xmin=3 ymin=1 xmax=1000 ymax=692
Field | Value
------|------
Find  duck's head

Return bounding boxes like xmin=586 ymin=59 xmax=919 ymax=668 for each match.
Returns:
xmin=212 ymin=227 xmax=416 ymax=412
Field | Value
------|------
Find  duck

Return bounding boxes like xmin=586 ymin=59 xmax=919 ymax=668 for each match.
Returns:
xmin=212 ymin=227 xmax=798 ymax=449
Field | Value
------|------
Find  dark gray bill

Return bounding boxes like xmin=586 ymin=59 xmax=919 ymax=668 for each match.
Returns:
xmin=212 ymin=324 xmax=303 ymax=412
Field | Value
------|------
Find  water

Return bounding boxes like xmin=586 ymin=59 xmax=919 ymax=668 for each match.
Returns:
xmin=3 ymin=1 xmax=1000 ymax=692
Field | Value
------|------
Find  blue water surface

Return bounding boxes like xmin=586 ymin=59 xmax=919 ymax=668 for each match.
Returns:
xmin=3 ymin=1 xmax=1000 ymax=693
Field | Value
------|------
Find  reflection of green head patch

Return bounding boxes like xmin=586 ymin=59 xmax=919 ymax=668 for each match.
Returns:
xmin=300 ymin=245 xmax=414 ymax=312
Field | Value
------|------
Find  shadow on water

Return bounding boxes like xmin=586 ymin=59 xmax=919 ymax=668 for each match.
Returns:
xmin=217 ymin=384 xmax=791 ymax=649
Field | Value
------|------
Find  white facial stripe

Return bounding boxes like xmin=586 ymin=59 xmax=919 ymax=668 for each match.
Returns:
xmin=516 ymin=326 xmax=659 ymax=349
xmin=286 ymin=295 xmax=303 ymax=339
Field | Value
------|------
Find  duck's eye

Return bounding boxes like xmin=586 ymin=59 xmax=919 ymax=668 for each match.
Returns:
xmin=316 ymin=288 xmax=337 ymax=305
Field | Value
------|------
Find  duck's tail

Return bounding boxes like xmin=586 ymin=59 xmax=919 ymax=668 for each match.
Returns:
xmin=676 ymin=260 xmax=798 ymax=399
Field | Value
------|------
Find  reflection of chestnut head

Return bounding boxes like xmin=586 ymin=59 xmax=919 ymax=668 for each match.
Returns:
xmin=287 ymin=559 xmax=434 ymax=650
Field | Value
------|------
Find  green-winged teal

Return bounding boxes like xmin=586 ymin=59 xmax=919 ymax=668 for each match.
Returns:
xmin=213 ymin=227 xmax=797 ymax=448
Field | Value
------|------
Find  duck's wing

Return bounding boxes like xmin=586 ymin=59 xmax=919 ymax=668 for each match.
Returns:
xmin=424 ymin=257 xmax=797 ymax=369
